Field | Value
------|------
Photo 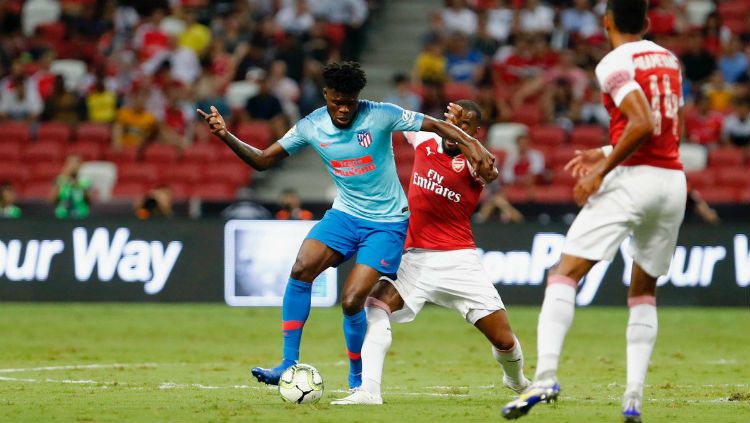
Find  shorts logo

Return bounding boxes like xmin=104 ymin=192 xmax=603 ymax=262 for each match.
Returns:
xmin=451 ymin=157 xmax=466 ymax=173
xmin=357 ymin=130 xmax=372 ymax=148
xmin=380 ymin=259 xmax=390 ymax=267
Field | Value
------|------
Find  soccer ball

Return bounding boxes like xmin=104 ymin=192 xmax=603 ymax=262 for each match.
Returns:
xmin=278 ymin=363 xmax=324 ymax=404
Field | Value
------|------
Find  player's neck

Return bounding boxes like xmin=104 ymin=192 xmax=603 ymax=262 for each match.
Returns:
xmin=610 ymin=32 xmax=642 ymax=49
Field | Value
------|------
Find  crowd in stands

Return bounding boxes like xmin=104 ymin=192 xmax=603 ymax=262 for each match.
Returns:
xmin=0 ymin=0 xmax=748 ymax=221
xmin=0 ymin=0 xmax=375 ymax=214
xmin=381 ymin=0 xmax=750 ymax=220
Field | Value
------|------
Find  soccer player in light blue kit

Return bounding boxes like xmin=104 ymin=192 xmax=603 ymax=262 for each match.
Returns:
xmin=198 ymin=62 xmax=496 ymax=389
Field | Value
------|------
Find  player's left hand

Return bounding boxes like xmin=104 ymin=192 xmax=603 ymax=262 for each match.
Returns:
xmin=564 ymin=148 xmax=606 ymax=178
xmin=573 ymin=170 xmax=604 ymax=206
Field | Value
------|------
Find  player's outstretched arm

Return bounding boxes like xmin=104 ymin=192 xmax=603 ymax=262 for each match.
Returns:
xmin=197 ymin=106 xmax=288 ymax=171
xmin=420 ymin=115 xmax=497 ymax=182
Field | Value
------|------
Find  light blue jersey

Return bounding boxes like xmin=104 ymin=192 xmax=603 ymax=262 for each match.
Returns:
xmin=278 ymin=100 xmax=425 ymax=222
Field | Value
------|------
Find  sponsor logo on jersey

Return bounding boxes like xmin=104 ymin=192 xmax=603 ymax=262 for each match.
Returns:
xmin=357 ymin=130 xmax=372 ymax=148
xmin=412 ymin=169 xmax=462 ymax=202
xmin=451 ymin=157 xmax=466 ymax=173
xmin=331 ymin=155 xmax=376 ymax=177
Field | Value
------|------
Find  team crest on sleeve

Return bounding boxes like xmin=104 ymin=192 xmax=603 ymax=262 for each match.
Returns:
xmin=402 ymin=110 xmax=416 ymax=124
xmin=357 ymin=130 xmax=373 ymax=148
xmin=451 ymin=157 xmax=466 ymax=172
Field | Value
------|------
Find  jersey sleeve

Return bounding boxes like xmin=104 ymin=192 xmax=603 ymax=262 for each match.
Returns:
xmin=377 ymin=102 xmax=425 ymax=133
xmin=404 ymin=131 xmax=438 ymax=150
xmin=595 ymin=52 xmax=642 ymax=107
xmin=277 ymin=122 xmax=308 ymax=155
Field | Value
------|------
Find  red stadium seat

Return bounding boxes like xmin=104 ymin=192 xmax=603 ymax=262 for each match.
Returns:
xmin=0 ymin=122 xmax=31 ymax=143
xmin=117 ymin=162 xmax=159 ymax=184
xmin=161 ymin=163 xmax=201 ymax=185
xmin=181 ymin=142 xmax=218 ymax=164
xmin=509 ymin=104 xmax=541 ymax=127
xmin=533 ymin=185 xmax=574 ymax=204
xmin=21 ymin=181 xmax=55 ymax=200
xmin=716 ymin=167 xmax=749 ymax=189
xmin=571 ymin=125 xmax=606 ymax=148
xmin=75 ymin=123 xmax=112 ymax=145
xmin=490 ymin=149 xmax=507 ymax=166
xmin=529 ymin=125 xmax=566 ymax=147
xmin=444 ymin=83 xmax=476 ymax=103
xmin=549 ymin=145 xmax=578 ymax=169
xmin=104 ymin=147 xmax=139 ymax=165
xmin=112 ymin=181 xmax=146 ymax=199
xmin=202 ymin=162 xmax=251 ymax=186
xmin=0 ymin=162 xmax=30 ymax=185
xmin=502 ymin=185 xmax=530 ymax=203
xmin=739 ymin=188 xmax=750 ymax=204
xmin=0 ymin=142 xmax=23 ymax=161
xmin=67 ymin=141 xmax=103 ymax=161
xmin=718 ymin=0 xmax=750 ymax=21
xmin=37 ymin=122 xmax=72 ymax=144
xmin=164 ymin=182 xmax=189 ymax=201
xmin=699 ymin=187 xmax=738 ymax=204
xmin=143 ymin=144 xmax=179 ymax=163
xmin=236 ymin=122 xmax=272 ymax=149
xmin=190 ymin=182 xmax=236 ymax=200
xmin=686 ymin=169 xmax=715 ymax=190
xmin=708 ymin=148 xmax=744 ymax=167
xmin=24 ymin=141 xmax=64 ymax=162
xmin=30 ymin=162 xmax=63 ymax=183
xmin=552 ymin=169 xmax=577 ymax=187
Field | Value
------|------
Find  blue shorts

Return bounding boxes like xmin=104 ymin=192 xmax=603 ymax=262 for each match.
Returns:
xmin=307 ymin=209 xmax=408 ymax=276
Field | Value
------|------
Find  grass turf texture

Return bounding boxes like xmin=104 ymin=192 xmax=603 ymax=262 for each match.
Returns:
xmin=1 ymin=304 xmax=748 ymax=422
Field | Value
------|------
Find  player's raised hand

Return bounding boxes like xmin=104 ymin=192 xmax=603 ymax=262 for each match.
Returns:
xmin=444 ymin=102 xmax=464 ymax=125
xmin=573 ymin=170 xmax=604 ymax=206
xmin=196 ymin=106 xmax=228 ymax=139
xmin=564 ymin=148 xmax=606 ymax=178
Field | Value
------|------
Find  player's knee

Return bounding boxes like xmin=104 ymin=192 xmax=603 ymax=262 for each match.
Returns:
xmin=341 ymin=293 xmax=365 ymax=316
xmin=290 ymin=258 xmax=316 ymax=282
xmin=489 ymin=330 xmax=516 ymax=351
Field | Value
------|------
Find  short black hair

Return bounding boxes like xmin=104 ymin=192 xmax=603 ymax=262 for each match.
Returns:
xmin=323 ymin=61 xmax=367 ymax=94
xmin=607 ymin=0 xmax=648 ymax=34
xmin=455 ymin=99 xmax=482 ymax=122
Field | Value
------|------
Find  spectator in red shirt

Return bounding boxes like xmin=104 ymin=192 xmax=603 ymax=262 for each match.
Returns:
xmin=502 ymin=134 xmax=545 ymax=189
xmin=685 ymin=92 xmax=723 ymax=146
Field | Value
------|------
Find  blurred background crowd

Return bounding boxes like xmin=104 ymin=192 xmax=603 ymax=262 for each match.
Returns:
xmin=0 ymin=0 xmax=746 ymax=223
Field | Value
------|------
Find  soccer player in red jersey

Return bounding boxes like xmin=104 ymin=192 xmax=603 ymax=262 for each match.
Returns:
xmin=502 ymin=1 xmax=686 ymax=421
xmin=331 ymin=100 xmax=531 ymax=405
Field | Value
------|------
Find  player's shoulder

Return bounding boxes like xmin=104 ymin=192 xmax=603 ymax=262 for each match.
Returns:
xmin=598 ymin=40 xmax=674 ymax=68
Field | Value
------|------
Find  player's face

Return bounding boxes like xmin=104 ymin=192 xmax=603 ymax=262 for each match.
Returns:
xmin=444 ymin=110 xmax=479 ymax=156
xmin=323 ymin=88 xmax=360 ymax=128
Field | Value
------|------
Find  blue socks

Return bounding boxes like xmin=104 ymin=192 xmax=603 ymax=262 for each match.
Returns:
xmin=343 ymin=309 xmax=367 ymax=388
xmin=281 ymin=278 xmax=312 ymax=363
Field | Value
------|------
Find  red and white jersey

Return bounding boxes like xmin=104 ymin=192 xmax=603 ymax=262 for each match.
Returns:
xmin=402 ymin=131 xmax=484 ymax=251
xmin=596 ymin=40 xmax=684 ymax=170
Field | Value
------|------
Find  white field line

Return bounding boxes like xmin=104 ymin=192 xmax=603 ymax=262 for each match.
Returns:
xmin=0 ymin=363 xmax=158 ymax=373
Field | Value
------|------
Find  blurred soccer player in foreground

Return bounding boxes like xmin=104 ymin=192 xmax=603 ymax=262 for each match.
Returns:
xmin=198 ymin=61 xmax=496 ymax=388
xmin=502 ymin=0 xmax=686 ymax=421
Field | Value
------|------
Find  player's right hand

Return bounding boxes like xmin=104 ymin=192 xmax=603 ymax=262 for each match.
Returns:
xmin=196 ymin=106 xmax=228 ymax=139
xmin=564 ymin=148 xmax=605 ymax=178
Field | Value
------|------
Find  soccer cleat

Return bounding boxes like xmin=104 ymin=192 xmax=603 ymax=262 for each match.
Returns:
xmin=501 ymin=379 xmax=560 ymax=420
xmin=621 ymin=393 xmax=642 ymax=423
xmin=251 ymin=360 xmax=296 ymax=385
xmin=330 ymin=388 xmax=383 ymax=405
xmin=503 ymin=375 xmax=532 ymax=394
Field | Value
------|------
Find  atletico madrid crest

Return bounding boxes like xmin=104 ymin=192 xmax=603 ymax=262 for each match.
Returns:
xmin=451 ymin=157 xmax=466 ymax=172
xmin=357 ymin=130 xmax=372 ymax=148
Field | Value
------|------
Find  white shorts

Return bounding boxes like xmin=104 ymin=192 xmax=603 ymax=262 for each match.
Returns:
xmin=563 ymin=165 xmax=686 ymax=277
xmin=384 ymin=249 xmax=505 ymax=325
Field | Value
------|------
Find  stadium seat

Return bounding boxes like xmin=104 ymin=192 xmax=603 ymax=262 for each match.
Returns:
xmin=79 ymin=161 xmax=117 ymax=202
xmin=509 ymin=104 xmax=542 ymax=127
xmin=686 ymin=169 xmax=715 ymax=190
xmin=24 ymin=141 xmax=64 ymax=162
xmin=143 ymin=144 xmax=179 ymax=163
xmin=502 ymin=185 xmax=530 ymax=203
xmin=716 ymin=167 xmax=749 ymax=189
xmin=444 ymin=83 xmax=476 ymax=103
xmin=104 ymin=147 xmax=139 ymax=165
xmin=203 ymin=162 xmax=251 ymax=186
xmin=181 ymin=142 xmax=218 ymax=164
xmin=549 ymin=145 xmax=578 ymax=170
xmin=30 ymin=161 xmax=63 ymax=183
xmin=117 ymin=162 xmax=159 ymax=185
xmin=190 ymin=182 xmax=236 ymax=200
xmin=0 ymin=162 xmax=29 ymax=185
xmin=490 ymin=149 xmax=507 ymax=167
xmin=112 ymin=181 xmax=146 ymax=199
xmin=739 ymin=188 xmax=750 ymax=204
xmin=165 ymin=182 xmax=189 ymax=201
xmin=0 ymin=142 xmax=23 ymax=161
xmin=21 ymin=181 xmax=55 ymax=200
xmin=708 ymin=148 xmax=744 ymax=167
xmin=67 ymin=141 xmax=103 ymax=161
xmin=570 ymin=125 xmax=606 ymax=148
xmin=162 ymin=163 xmax=201 ymax=185
xmin=533 ymin=185 xmax=574 ymax=204
xmin=37 ymin=122 xmax=72 ymax=144
xmin=529 ymin=125 xmax=566 ymax=147
xmin=698 ymin=187 xmax=738 ymax=204
xmin=236 ymin=122 xmax=272 ymax=149
xmin=717 ymin=0 xmax=749 ymax=21
xmin=552 ymin=169 xmax=577 ymax=187
xmin=50 ymin=59 xmax=87 ymax=92
xmin=0 ymin=122 xmax=31 ymax=143
xmin=76 ymin=123 xmax=112 ymax=145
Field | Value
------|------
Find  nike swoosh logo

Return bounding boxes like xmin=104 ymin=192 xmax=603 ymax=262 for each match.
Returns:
xmin=380 ymin=259 xmax=390 ymax=266
xmin=507 ymin=358 xmax=521 ymax=362
xmin=320 ymin=142 xmax=332 ymax=148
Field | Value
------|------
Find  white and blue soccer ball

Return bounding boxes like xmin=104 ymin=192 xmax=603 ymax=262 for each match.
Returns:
xmin=278 ymin=363 xmax=324 ymax=404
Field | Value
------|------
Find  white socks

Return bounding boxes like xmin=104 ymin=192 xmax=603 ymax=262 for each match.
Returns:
xmin=625 ymin=297 xmax=658 ymax=399
xmin=535 ymin=276 xmax=577 ymax=380
xmin=360 ymin=298 xmax=392 ymax=397
xmin=493 ymin=335 xmax=526 ymax=384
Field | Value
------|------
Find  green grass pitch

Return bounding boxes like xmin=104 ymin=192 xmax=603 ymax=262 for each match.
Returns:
xmin=1 ymin=304 xmax=748 ymax=422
